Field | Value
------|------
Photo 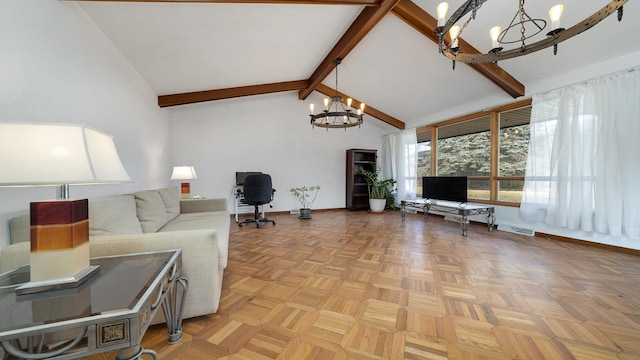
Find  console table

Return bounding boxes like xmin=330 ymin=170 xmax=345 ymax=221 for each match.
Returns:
xmin=0 ymin=250 xmax=188 ymax=360
xmin=401 ymin=199 xmax=496 ymax=236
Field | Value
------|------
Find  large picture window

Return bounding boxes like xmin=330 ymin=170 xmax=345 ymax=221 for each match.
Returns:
xmin=416 ymin=99 xmax=531 ymax=206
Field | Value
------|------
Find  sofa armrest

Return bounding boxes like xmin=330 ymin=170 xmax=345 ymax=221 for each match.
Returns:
xmin=180 ymin=198 xmax=227 ymax=213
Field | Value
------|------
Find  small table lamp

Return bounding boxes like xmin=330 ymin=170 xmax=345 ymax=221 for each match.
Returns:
xmin=0 ymin=124 xmax=131 ymax=294
xmin=171 ymin=166 xmax=197 ymax=199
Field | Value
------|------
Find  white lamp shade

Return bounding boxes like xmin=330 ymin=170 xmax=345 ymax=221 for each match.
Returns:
xmin=170 ymin=166 xmax=198 ymax=180
xmin=0 ymin=124 xmax=131 ymax=186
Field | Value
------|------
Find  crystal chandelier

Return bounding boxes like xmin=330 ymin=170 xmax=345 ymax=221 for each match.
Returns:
xmin=434 ymin=0 xmax=627 ymax=68
xmin=309 ymin=59 xmax=365 ymax=129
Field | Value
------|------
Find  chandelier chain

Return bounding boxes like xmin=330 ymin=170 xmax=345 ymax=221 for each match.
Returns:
xmin=459 ymin=3 xmax=481 ymax=39
xmin=519 ymin=0 xmax=526 ymax=51
xmin=335 ymin=62 xmax=339 ymax=97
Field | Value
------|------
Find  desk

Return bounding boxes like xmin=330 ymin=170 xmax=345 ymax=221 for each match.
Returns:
xmin=401 ymin=199 xmax=496 ymax=236
xmin=0 ymin=250 xmax=187 ymax=360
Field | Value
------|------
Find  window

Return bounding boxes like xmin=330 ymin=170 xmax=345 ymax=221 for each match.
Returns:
xmin=416 ymin=129 xmax=431 ymax=196
xmin=437 ymin=116 xmax=491 ymax=201
xmin=416 ymin=99 xmax=531 ymax=205
xmin=498 ymin=107 xmax=531 ymax=203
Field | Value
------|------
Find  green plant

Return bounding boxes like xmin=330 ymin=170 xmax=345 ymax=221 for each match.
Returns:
xmin=359 ymin=163 xmax=397 ymax=209
xmin=290 ymin=185 xmax=320 ymax=209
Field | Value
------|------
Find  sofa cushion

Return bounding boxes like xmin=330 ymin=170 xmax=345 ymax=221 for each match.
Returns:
xmin=134 ymin=190 xmax=168 ymax=233
xmin=157 ymin=186 xmax=181 ymax=221
xmin=89 ymin=195 xmax=143 ymax=236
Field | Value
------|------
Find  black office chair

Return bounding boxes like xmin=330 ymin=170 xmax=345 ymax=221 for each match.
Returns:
xmin=238 ymin=174 xmax=276 ymax=228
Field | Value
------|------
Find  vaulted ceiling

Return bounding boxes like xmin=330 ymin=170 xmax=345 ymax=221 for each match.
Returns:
xmin=73 ymin=0 xmax=638 ymax=130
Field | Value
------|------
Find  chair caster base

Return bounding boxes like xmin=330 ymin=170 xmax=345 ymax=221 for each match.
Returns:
xmin=238 ymin=218 xmax=275 ymax=228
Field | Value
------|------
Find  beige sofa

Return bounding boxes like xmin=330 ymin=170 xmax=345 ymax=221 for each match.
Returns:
xmin=0 ymin=186 xmax=230 ymax=322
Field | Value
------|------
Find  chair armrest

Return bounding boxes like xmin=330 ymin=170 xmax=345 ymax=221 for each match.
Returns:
xmin=180 ymin=198 xmax=227 ymax=213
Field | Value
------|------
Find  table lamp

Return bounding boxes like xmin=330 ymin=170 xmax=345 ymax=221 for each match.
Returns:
xmin=170 ymin=166 xmax=197 ymax=199
xmin=0 ymin=123 xmax=131 ymax=294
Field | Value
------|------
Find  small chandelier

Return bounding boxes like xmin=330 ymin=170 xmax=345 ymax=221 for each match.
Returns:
xmin=434 ymin=0 xmax=626 ymax=68
xmin=309 ymin=59 xmax=365 ymax=130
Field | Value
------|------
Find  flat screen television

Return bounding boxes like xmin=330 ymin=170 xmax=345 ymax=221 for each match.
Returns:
xmin=236 ymin=172 xmax=262 ymax=185
xmin=422 ymin=176 xmax=468 ymax=203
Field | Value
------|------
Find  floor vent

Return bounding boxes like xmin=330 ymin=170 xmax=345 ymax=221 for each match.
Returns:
xmin=499 ymin=224 xmax=535 ymax=236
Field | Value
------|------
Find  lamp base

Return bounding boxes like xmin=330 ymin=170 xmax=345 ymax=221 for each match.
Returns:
xmin=181 ymin=182 xmax=191 ymax=199
xmin=15 ymin=265 xmax=100 ymax=296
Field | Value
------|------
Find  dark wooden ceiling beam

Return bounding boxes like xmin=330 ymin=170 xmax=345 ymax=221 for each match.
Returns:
xmin=392 ymin=0 xmax=525 ymax=98
xmin=69 ymin=0 xmax=379 ymax=4
xmin=298 ymin=0 xmax=401 ymax=100
xmin=315 ymin=84 xmax=405 ymax=129
xmin=158 ymin=80 xmax=308 ymax=107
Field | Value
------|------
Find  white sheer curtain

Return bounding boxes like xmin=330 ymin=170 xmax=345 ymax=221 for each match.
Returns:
xmin=521 ymin=68 xmax=640 ymax=239
xmin=382 ymin=129 xmax=417 ymax=206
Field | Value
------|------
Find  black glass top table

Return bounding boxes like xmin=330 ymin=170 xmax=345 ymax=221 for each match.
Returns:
xmin=0 ymin=250 xmax=188 ymax=360
xmin=401 ymin=199 xmax=496 ymax=236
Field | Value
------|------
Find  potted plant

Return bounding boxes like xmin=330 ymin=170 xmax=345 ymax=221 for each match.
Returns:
xmin=290 ymin=185 xmax=320 ymax=219
xmin=359 ymin=163 xmax=396 ymax=213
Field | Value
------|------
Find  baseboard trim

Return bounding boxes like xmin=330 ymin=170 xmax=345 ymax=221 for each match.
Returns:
xmin=535 ymin=232 xmax=640 ymax=256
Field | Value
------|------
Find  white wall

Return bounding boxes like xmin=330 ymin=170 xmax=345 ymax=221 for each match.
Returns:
xmin=0 ymin=2 xmax=171 ymax=247
xmin=168 ymin=91 xmax=390 ymax=213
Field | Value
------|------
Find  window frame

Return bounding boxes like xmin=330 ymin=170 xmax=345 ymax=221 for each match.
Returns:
xmin=417 ymin=98 xmax=532 ymax=207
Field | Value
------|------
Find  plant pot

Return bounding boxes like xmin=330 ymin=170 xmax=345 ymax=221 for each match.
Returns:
xmin=299 ymin=208 xmax=312 ymax=219
xmin=369 ymin=198 xmax=386 ymax=213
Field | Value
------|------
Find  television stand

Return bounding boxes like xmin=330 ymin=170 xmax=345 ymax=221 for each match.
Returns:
xmin=400 ymin=198 xmax=496 ymax=236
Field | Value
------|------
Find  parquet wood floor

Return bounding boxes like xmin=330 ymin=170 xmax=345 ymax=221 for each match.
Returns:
xmin=79 ymin=210 xmax=640 ymax=359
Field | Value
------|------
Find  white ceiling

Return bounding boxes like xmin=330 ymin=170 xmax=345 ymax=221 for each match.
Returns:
xmin=78 ymin=0 xmax=639 ymax=129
